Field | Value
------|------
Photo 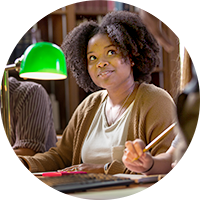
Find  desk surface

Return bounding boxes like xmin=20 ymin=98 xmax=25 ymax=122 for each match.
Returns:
xmin=0 ymin=174 xmax=171 ymax=200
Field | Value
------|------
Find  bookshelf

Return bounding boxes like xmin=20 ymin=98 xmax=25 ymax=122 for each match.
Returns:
xmin=0 ymin=0 xmax=78 ymax=134
xmin=7 ymin=1 xmax=180 ymax=134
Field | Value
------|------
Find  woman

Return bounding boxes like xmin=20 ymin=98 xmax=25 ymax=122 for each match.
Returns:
xmin=19 ymin=11 xmax=177 ymax=174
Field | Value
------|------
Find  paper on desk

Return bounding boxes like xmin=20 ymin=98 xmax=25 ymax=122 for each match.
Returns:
xmin=69 ymin=187 xmax=172 ymax=200
xmin=114 ymin=174 xmax=159 ymax=183
xmin=114 ymin=174 xmax=145 ymax=179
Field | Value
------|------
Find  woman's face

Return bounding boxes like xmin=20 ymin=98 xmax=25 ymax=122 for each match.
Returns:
xmin=87 ymin=33 xmax=134 ymax=91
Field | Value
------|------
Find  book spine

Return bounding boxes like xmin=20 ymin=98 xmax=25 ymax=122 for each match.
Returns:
xmin=123 ymin=0 xmax=130 ymax=11
xmin=129 ymin=0 xmax=135 ymax=12
xmin=94 ymin=0 xmax=101 ymax=12
xmin=75 ymin=2 xmax=80 ymax=11
xmin=100 ymin=0 xmax=107 ymax=12
xmin=77 ymin=0 xmax=86 ymax=11
xmin=33 ymin=0 xmax=43 ymax=9
xmin=3 ymin=0 xmax=14 ymax=8
xmin=115 ymin=0 xmax=123 ymax=10
xmin=107 ymin=0 xmax=115 ymax=12
xmin=85 ymin=0 xmax=94 ymax=11
xmin=23 ymin=0 xmax=33 ymax=8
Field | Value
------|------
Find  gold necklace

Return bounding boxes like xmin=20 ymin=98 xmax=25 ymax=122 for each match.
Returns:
xmin=106 ymin=84 xmax=135 ymax=125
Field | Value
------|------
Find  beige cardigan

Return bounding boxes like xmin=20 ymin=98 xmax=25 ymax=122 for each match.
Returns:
xmin=19 ymin=83 xmax=177 ymax=174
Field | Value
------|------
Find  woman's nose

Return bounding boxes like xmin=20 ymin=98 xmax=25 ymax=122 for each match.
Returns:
xmin=97 ymin=61 xmax=109 ymax=68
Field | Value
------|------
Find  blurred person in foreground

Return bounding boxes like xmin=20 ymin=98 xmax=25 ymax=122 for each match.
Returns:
xmin=122 ymin=10 xmax=199 ymax=175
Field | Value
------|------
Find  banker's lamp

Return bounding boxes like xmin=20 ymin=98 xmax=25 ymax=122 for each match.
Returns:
xmin=1 ymin=42 xmax=67 ymax=143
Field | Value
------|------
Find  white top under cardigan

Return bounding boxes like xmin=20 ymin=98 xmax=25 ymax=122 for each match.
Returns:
xmin=81 ymin=97 xmax=134 ymax=164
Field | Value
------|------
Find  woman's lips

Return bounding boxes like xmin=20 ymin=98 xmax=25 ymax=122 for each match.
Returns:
xmin=98 ymin=70 xmax=114 ymax=77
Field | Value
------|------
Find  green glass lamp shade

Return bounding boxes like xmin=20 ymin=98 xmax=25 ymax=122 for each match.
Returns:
xmin=19 ymin=42 xmax=67 ymax=80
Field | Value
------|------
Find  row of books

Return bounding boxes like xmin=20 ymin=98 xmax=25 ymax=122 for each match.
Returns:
xmin=75 ymin=1 xmax=138 ymax=14
xmin=76 ymin=0 xmax=107 ymax=13
xmin=0 ymin=0 xmax=50 ymax=9
xmin=0 ymin=20 xmax=41 ymax=64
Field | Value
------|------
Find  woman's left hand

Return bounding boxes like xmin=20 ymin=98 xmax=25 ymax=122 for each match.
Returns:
xmin=59 ymin=163 xmax=105 ymax=173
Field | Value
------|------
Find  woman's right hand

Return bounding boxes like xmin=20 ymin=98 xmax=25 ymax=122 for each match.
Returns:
xmin=122 ymin=139 xmax=154 ymax=174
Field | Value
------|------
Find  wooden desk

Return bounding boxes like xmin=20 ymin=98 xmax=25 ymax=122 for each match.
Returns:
xmin=0 ymin=180 xmax=171 ymax=200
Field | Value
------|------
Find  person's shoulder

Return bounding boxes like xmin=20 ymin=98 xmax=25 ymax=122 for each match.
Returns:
xmin=9 ymin=77 xmax=42 ymax=92
xmin=138 ymin=82 xmax=172 ymax=97
xmin=136 ymin=82 xmax=174 ymax=105
xmin=11 ymin=78 xmax=48 ymax=100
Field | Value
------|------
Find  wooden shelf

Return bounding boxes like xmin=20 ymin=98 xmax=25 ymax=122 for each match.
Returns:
xmin=153 ymin=68 xmax=164 ymax=73
xmin=10 ymin=2 xmax=180 ymax=133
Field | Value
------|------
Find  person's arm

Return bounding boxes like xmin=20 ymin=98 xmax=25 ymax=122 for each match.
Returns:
xmin=13 ymin=84 xmax=56 ymax=154
xmin=14 ymin=148 xmax=36 ymax=156
xmin=145 ymin=146 xmax=175 ymax=175
xmin=122 ymin=140 xmax=175 ymax=175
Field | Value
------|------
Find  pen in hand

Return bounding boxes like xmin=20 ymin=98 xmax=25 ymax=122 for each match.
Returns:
xmin=131 ymin=122 xmax=177 ymax=162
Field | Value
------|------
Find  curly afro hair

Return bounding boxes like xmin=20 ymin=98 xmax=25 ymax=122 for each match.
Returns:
xmin=61 ymin=10 xmax=160 ymax=92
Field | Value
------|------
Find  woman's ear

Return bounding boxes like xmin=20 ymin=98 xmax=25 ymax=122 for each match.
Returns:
xmin=129 ymin=58 xmax=134 ymax=67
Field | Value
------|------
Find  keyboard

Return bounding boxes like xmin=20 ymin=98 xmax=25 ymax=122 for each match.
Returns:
xmin=38 ymin=173 xmax=135 ymax=193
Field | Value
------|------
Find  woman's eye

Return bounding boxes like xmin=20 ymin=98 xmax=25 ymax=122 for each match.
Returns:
xmin=89 ymin=55 xmax=96 ymax=61
xmin=108 ymin=50 xmax=116 ymax=56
